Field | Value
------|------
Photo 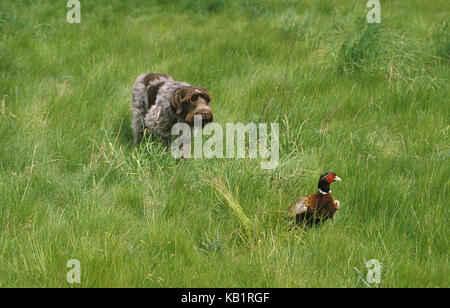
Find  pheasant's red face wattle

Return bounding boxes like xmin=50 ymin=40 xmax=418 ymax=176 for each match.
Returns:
xmin=326 ymin=174 xmax=335 ymax=183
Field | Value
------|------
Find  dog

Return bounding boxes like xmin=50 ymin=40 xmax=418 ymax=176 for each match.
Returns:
xmin=131 ymin=73 xmax=213 ymax=145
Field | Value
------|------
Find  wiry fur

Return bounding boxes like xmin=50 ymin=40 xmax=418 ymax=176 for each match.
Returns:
xmin=131 ymin=73 xmax=212 ymax=145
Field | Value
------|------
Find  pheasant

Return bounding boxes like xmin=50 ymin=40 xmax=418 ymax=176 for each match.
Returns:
xmin=287 ymin=171 xmax=342 ymax=227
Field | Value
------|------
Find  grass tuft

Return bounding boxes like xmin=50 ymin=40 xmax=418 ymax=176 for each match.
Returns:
xmin=337 ymin=19 xmax=388 ymax=73
xmin=432 ymin=21 xmax=450 ymax=62
xmin=201 ymin=172 xmax=255 ymax=246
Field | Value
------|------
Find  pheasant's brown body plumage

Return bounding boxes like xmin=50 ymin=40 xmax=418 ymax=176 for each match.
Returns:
xmin=288 ymin=192 xmax=340 ymax=226
xmin=287 ymin=171 xmax=342 ymax=227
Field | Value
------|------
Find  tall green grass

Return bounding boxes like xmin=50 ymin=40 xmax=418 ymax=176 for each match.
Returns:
xmin=0 ymin=0 xmax=448 ymax=287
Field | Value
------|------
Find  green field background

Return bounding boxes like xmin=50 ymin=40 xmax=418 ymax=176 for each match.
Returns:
xmin=0 ymin=0 xmax=448 ymax=287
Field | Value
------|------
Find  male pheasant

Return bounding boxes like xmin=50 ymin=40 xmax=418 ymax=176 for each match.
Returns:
xmin=287 ymin=171 xmax=342 ymax=227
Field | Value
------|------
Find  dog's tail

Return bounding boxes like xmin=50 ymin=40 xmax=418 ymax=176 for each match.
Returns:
xmin=131 ymin=74 xmax=149 ymax=145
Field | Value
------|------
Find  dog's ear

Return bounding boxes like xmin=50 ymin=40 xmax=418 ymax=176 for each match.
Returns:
xmin=170 ymin=88 xmax=186 ymax=115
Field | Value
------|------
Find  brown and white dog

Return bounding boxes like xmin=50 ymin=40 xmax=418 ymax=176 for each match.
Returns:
xmin=131 ymin=73 xmax=213 ymax=145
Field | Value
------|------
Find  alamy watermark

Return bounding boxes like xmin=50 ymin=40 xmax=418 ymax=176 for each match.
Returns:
xmin=367 ymin=0 xmax=381 ymax=24
xmin=354 ymin=259 xmax=382 ymax=287
xmin=67 ymin=259 xmax=81 ymax=284
xmin=170 ymin=116 xmax=279 ymax=170
xmin=66 ymin=0 xmax=81 ymax=24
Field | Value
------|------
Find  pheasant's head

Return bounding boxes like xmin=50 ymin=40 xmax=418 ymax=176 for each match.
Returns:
xmin=318 ymin=171 xmax=341 ymax=194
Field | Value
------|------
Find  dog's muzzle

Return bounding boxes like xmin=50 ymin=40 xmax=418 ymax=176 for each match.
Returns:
xmin=195 ymin=108 xmax=213 ymax=128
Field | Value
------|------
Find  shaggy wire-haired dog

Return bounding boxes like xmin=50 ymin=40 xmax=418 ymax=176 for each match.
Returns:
xmin=131 ymin=73 xmax=213 ymax=145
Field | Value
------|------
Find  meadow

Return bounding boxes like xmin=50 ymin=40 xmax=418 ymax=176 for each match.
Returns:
xmin=0 ymin=0 xmax=448 ymax=287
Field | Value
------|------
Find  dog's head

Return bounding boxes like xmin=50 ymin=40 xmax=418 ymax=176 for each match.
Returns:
xmin=170 ymin=86 xmax=213 ymax=128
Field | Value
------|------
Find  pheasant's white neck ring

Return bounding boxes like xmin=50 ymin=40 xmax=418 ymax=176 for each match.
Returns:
xmin=319 ymin=189 xmax=330 ymax=195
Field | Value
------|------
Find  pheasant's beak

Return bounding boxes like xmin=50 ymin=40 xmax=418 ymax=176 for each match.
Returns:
xmin=334 ymin=176 xmax=342 ymax=182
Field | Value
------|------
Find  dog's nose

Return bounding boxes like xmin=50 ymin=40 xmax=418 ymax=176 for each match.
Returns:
xmin=200 ymin=112 xmax=213 ymax=127
xmin=198 ymin=109 xmax=212 ymax=120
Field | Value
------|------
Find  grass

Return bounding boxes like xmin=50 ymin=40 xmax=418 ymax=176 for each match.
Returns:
xmin=0 ymin=0 xmax=449 ymax=287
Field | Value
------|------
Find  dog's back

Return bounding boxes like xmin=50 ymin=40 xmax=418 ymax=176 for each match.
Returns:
xmin=131 ymin=73 xmax=173 ymax=145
